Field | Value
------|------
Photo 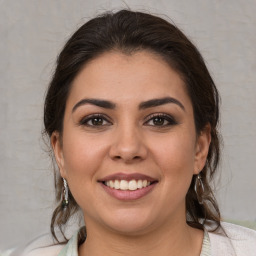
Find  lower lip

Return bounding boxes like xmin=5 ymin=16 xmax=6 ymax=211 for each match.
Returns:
xmin=100 ymin=183 xmax=157 ymax=201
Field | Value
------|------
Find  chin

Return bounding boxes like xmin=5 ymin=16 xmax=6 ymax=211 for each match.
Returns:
xmin=99 ymin=209 xmax=158 ymax=236
xmin=108 ymin=221 xmax=154 ymax=236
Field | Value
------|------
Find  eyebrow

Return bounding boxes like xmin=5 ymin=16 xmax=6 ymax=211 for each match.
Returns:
xmin=139 ymin=97 xmax=185 ymax=111
xmin=72 ymin=96 xmax=185 ymax=113
xmin=72 ymin=98 xmax=116 ymax=112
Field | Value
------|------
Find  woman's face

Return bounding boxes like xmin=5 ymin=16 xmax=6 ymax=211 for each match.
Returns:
xmin=52 ymin=51 xmax=210 ymax=235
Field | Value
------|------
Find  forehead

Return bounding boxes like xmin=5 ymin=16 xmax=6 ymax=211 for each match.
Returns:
xmin=67 ymin=50 xmax=192 ymax=110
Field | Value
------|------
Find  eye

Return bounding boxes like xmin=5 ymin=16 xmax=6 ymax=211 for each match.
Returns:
xmin=145 ymin=113 xmax=177 ymax=127
xmin=79 ymin=114 xmax=111 ymax=127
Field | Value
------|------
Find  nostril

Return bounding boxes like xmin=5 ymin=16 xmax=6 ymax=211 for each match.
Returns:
xmin=109 ymin=141 xmax=148 ymax=162
xmin=113 ymin=155 xmax=142 ymax=161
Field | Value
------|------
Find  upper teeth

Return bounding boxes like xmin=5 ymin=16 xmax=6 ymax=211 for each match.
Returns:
xmin=105 ymin=180 xmax=151 ymax=191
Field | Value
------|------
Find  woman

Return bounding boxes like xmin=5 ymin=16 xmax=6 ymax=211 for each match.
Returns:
xmin=7 ymin=9 xmax=256 ymax=256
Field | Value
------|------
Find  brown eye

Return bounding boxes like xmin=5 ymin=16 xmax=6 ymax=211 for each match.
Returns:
xmin=152 ymin=117 xmax=165 ymax=126
xmin=91 ymin=117 xmax=104 ymax=126
xmin=145 ymin=113 xmax=177 ymax=127
xmin=79 ymin=114 xmax=111 ymax=127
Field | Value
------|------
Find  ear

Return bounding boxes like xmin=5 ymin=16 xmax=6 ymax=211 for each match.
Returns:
xmin=51 ymin=131 xmax=67 ymax=179
xmin=193 ymin=123 xmax=211 ymax=174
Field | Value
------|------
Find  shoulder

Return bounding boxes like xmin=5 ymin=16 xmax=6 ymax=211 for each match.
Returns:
xmin=208 ymin=222 xmax=256 ymax=256
xmin=221 ymin=222 xmax=256 ymax=239
xmin=5 ymin=233 xmax=65 ymax=256
xmin=3 ymin=228 xmax=81 ymax=256
xmin=19 ymin=244 xmax=64 ymax=256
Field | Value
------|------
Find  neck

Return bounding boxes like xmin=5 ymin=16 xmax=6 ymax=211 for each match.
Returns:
xmin=78 ymin=217 xmax=203 ymax=256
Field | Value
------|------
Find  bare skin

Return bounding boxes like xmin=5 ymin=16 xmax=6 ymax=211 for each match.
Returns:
xmin=79 ymin=217 xmax=204 ymax=256
xmin=52 ymin=50 xmax=210 ymax=256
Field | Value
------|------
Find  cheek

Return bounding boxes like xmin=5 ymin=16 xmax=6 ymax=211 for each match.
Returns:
xmin=63 ymin=140 xmax=103 ymax=175
xmin=61 ymin=128 xmax=109 ymax=183
xmin=150 ymin=131 xmax=196 ymax=170
xmin=149 ymin=130 xmax=196 ymax=193
xmin=60 ymin=133 xmax=107 ymax=208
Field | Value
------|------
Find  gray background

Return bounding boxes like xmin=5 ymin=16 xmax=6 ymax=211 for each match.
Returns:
xmin=0 ymin=0 xmax=256 ymax=250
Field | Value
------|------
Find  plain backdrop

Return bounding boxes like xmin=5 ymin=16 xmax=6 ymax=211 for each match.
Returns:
xmin=0 ymin=0 xmax=256 ymax=250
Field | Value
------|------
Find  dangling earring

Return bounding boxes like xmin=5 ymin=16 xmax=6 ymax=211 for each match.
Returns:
xmin=62 ymin=178 xmax=69 ymax=209
xmin=194 ymin=173 xmax=204 ymax=205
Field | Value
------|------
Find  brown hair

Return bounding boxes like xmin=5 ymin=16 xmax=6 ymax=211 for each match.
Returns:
xmin=43 ymin=9 xmax=221 ymax=243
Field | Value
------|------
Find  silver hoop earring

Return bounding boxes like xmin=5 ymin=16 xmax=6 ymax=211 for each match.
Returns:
xmin=62 ymin=178 xmax=69 ymax=209
xmin=194 ymin=174 xmax=204 ymax=205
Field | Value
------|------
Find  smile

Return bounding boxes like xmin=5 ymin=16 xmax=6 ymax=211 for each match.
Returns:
xmin=104 ymin=179 xmax=151 ymax=191
xmin=99 ymin=173 xmax=158 ymax=200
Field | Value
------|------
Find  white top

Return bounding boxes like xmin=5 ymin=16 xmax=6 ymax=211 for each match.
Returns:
xmin=208 ymin=222 xmax=256 ymax=256
xmin=2 ymin=222 xmax=256 ymax=256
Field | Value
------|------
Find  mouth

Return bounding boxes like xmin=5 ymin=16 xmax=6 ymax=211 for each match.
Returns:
xmin=103 ymin=179 xmax=155 ymax=191
xmin=98 ymin=173 xmax=158 ymax=200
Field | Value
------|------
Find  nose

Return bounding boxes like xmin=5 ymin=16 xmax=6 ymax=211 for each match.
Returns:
xmin=108 ymin=124 xmax=148 ymax=163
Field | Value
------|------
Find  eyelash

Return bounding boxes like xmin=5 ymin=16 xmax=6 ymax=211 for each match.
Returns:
xmin=79 ymin=113 xmax=177 ymax=127
xmin=144 ymin=113 xmax=177 ymax=127
xmin=79 ymin=114 xmax=112 ymax=127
